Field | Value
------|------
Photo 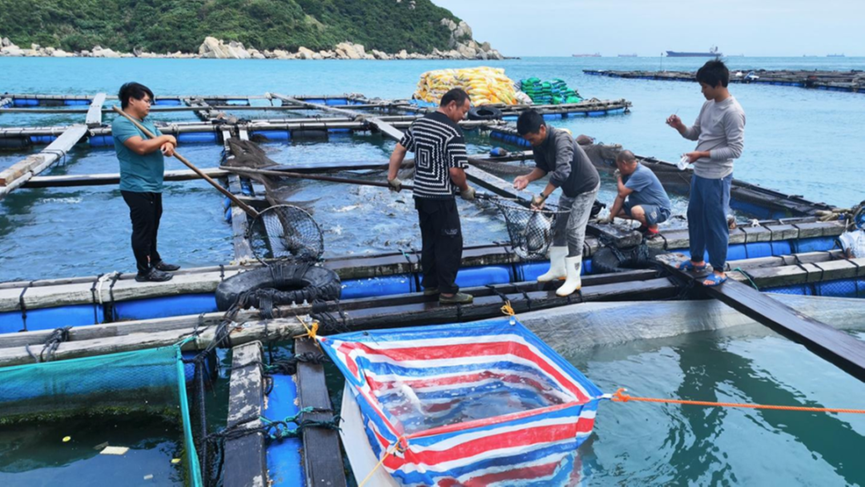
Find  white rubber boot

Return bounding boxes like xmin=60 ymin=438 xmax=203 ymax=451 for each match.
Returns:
xmin=537 ymin=246 xmax=567 ymax=282
xmin=556 ymin=255 xmax=583 ymax=296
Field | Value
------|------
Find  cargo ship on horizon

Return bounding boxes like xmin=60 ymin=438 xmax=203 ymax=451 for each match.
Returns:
xmin=666 ymin=46 xmax=722 ymax=57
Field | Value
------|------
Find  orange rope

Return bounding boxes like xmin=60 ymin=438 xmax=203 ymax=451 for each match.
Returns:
xmin=357 ymin=437 xmax=406 ymax=487
xmin=610 ymin=388 xmax=865 ymax=414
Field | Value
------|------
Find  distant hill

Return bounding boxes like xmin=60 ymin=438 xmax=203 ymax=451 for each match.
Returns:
xmin=0 ymin=0 xmax=472 ymax=54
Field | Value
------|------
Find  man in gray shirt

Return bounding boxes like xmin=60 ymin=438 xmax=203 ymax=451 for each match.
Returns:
xmin=666 ymin=60 xmax=746 ymax=286
xmin=514 ymin=110 xmax=600 ymax=297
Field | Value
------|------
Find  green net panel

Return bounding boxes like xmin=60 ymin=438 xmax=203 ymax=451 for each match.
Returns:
xmin=0 ymin=346 xmax=203 ymax=486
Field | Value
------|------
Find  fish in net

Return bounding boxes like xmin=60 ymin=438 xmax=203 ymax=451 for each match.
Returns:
xmin=490 ymin=199 xmax=558 ymax=259
xmin=246 ymin=204 xmax=324 ymax=264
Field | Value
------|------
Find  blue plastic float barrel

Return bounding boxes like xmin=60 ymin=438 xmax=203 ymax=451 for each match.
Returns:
xmin=340 ymin=275 xmax=415 ymax=300
xmin=89 ymin=135 xmax=114 ymax=147
xmin=251 ymin=130 xmax=290 ymax=141
xmin=29 ymin=135 xmax=57 ymax=144
xmin=177 ymin=132 xmax=218 ymax=144
xmin=0 ymin=304 xmax=105 ymax=334
xmin=113 ymin=293 xmax=218 ymax=321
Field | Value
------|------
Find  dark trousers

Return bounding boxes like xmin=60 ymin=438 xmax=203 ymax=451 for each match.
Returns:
xmin=415 ymin=197 xmax=463 ymax=294
xmin=688 ymin=174 xmax=732 ymax=270
xmin=121 ymin=190 xmax=163 ymax=275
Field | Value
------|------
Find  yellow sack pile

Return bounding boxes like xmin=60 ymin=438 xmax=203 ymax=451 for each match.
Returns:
xmin=414 ymin=67 xmax=518 ymax=106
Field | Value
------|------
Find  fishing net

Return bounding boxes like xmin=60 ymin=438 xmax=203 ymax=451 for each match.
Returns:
xmin=0 ymin=346 xmax=203 ymax=486
xmin=490 ymin=199 xmax=558 ymax=259
xmin=246 ymin=204 xmax=324 ymax=264
xmin=220 ymin=139 xmax=325 ymax=264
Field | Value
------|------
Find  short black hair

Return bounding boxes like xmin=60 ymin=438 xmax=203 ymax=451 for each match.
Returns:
xmin=118 ymin=82 xmax=154 ymax=109
xmin=440 ymin=88 xmax=470 ymax=107
xmin=516 ymin=110 xmax=545 ymax=135
xmin=616 ymin=150 xmax=637 ymax=164
xmin=695 ymin=60 xmax=729 ymax=88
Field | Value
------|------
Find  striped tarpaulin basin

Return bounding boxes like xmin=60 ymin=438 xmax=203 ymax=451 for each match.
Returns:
xmin=319 ymin=318 xmax=603 ymax=486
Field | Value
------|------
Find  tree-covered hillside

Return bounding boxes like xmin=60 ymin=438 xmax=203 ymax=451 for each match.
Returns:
xmin=0 ymin=0 xmax=463 ymax=53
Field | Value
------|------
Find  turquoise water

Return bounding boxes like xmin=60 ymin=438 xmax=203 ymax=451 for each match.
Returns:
xmin=576 ymin=324 xmax=865 ymax=486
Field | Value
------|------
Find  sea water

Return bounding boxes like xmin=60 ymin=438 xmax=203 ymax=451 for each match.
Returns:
xmin=0 ymin=413 xmax=185 ymax=486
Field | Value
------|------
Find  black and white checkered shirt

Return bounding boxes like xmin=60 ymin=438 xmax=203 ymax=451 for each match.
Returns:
xmin=399 ymin=112 xmax=468 ymax=199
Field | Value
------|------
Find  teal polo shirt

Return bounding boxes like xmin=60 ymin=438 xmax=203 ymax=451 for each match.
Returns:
xmin=112 ymin=116 xmax=165 ymax=193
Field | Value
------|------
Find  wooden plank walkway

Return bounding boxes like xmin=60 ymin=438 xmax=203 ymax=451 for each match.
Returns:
xmin=222 ymin=128 xmax=255 ymax=262
xmin=660 ymin=256 xmax=865 ymax=383
xmin=295 ymin=337 xmax=347 ymax=487
xmin=271 ymin=92 xmax=405 ymax=140
xmin=85 ymin=93 xmax=106 ymax=128
xmin=224 ymin=341 xmax=268 ymax=487
xmin=0 ymin=124 xmax=88 ymax=199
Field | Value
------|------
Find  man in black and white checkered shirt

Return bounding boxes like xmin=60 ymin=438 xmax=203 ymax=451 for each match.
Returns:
xmin=387 ymin=88 xmax=476 ymax=305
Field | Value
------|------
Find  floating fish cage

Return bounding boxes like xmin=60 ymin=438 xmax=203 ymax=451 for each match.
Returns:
xmin=583 ymin=69 xmax=865 ymax=93
xmin=1 ymin=90 xmax=863 ymax=485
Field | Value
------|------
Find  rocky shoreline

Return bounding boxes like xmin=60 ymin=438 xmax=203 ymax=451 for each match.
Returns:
xmin=1 ymin=20 xmax=506 ymax=61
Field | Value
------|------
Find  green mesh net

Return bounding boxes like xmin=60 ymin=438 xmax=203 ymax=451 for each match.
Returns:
xmin=0 ymin=345 xmax=203 ymax=486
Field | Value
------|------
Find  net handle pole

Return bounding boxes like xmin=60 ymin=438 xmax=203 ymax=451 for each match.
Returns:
xmin=112 ymin=106 xmax=260 ymax=218
xmin=222 ymin=166 xmax=498 ymax=200
xmin=222 ymin=166 xmax=414 ymax=191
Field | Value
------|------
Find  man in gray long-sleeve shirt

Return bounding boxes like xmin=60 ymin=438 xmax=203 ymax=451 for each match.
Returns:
xmin=667 ymin=60 xmax=746 ymax=286
xmin=514 ymin=110 xmax=600 ymax=296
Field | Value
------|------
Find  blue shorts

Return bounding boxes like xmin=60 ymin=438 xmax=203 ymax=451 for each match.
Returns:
xmin=624 ymin=201 xmax=670 ymax=226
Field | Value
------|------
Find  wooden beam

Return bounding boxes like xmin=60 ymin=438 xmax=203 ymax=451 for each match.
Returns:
xmin=659 ymin=256 xmax=865 ymax=383
xmin=25 ymin=167 xmax=229 ymax=188
xmin=295 ymin=337 xmax=348 ymax=487
xmin=271 ymin=92 xmax=406 ymax=140
xmin=0 ymin=318 xmax=304 ymax=367
xmin=224 ymin=341 xmax=268 ymax=487
xmin=21 ymin=154 xmax=531 ymax=189
xmin=0 ymin=125 xmax=88 ymax=198
xmin=308 ymin=277 xmax=678 ymax=330
xmin=85 ymin=93 xmax=106 ymax=128
xmin=224 ymin=129 xmax=255 ymax=263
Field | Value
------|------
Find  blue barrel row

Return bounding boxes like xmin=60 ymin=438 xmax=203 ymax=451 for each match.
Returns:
xmin=490 ymin=130 xmax=531 ymax=147
xmin=297 ymin=98 xmax=354 ymax=106
xmin=675 ymin=236 xmax=836 ymax=263
xmin=763 ymin=278 xmax=865 ymax=298
xmin=12 ymin=98 xmax=91 ymax=107
xmin=246 ymin=127 xmax=353 ymax=141
xmin=0 ymin=236 xmax=841 ymax=334
xmin=501 ymin=108 xmax=626 ymax=122
xmin=89 ymin=131 xmax=219 ymax=147
xmin=0 ymin=260 xmax=594 ymax=334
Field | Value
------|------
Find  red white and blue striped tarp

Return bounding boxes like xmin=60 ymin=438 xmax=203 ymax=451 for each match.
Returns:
xmin=318 ymin=318 xmax=604 ymax=486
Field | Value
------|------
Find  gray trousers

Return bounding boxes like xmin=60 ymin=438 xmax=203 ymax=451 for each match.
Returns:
xmin=552 ymin=183 xmax=600 ymax=258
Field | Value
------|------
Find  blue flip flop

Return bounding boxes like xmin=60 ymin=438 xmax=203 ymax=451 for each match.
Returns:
xmin=676 ymin=260 xmax=709 ymax=273
xmin=702 ymin=273 xmax=728 ymax=287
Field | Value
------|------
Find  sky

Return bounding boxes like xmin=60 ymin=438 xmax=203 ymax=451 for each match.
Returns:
xmin=433 ymin=0 xmax=863 ymax=57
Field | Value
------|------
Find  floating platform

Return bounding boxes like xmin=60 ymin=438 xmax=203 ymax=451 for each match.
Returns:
xmin=583 ymin=69 xmax=865 ymax=93
xmin=1 ymin=90 xmax=863 ymax=486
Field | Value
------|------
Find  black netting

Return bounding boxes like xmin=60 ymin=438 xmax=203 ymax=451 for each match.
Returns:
xmin=491 ymin=199 xmax=558 ymax=260
xmin=247 ymin=204 xmax=324 ymax=264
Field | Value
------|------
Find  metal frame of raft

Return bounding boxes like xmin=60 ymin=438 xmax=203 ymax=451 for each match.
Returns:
xmin=1 ymin=91 xmax=863 ymax=486
xmin=583 ymin=69 xmax=865 ymax=93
